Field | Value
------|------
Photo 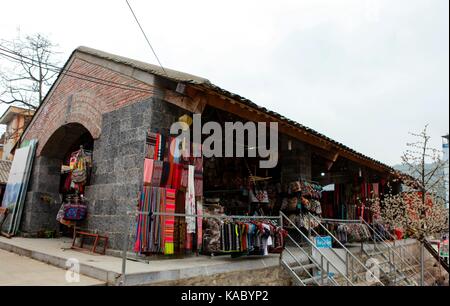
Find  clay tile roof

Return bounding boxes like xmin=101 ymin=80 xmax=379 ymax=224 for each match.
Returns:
xmin=24 ymin=46 xmax=396 ymax=174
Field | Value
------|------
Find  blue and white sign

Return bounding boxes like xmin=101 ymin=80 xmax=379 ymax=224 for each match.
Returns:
xmin=315 ymin=236 xmax=332 ymax=248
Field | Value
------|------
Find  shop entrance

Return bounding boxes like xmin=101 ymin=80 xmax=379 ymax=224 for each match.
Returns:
xmin=38 ymin=123 xmax=93 ymax=237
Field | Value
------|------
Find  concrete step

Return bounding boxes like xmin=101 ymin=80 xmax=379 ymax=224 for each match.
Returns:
xmin=366 ymin=250 xmax=385 ymax=257
xmin=292 ymin=263 xmax=317 ymax=272
xmin=301 ymin=275 xmax=325 ymax=285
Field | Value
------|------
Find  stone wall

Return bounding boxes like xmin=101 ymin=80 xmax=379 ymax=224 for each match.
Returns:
xmin=22 ymin=56 xmax=154 ymax=155
xmin=19 ymin=97 xmax=188 ymax=249
xmin=150 ymin=266 xmax=292 ymax=286
xmin=17 ymin=156 xmax=62 ymax=234
xmin=83 ymin=97 xmax=187 ymax=249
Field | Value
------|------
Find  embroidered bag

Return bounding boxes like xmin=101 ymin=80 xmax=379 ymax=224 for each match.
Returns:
xmin=64 ymin=204 xmax=87 ymax=221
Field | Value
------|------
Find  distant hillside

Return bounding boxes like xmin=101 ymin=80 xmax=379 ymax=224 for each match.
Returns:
xmin=393 ymin=163 xmax=447 ymax=200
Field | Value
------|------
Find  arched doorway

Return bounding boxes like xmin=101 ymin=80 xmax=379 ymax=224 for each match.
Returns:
xmin=20 ymin=123 xmax=94 ymax=237
xmin=40 ymin=123 xmax=94 ymax=159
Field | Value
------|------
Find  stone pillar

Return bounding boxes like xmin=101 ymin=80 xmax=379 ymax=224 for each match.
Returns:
xmin=83 ymin=97 xmax=187 ymax=249
xmin=20 ymin=156 xmax=62 ymax=235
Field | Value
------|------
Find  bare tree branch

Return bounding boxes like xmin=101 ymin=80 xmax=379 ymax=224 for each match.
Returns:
xmin=0 ymin=32 xmax=60 ymax=113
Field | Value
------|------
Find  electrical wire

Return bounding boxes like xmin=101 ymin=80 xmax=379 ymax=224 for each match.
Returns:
xmin=0 ymin=47 xmax=157 ymax=94
xmin=125 ymin=0 xmax=168 ymax=76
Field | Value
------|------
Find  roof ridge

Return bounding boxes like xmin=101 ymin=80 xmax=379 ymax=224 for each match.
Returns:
xmin=75 ymin=46 xmax=211 ymax=86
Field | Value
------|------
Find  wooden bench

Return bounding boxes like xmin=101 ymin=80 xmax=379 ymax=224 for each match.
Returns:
xmin=71 ymin=230 xmax=108 ymax=255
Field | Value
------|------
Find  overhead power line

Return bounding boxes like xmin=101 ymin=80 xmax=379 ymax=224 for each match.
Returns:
xmin=125 ymin=0 xmax=168 ymax=76
xmin=0 ymin=46 xmax=157 ymax=94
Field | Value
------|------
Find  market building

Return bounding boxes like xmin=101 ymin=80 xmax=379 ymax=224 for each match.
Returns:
xmin=15 ymin=46 xmax=399 ymax=254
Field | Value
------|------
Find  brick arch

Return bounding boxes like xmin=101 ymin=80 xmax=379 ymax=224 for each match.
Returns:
xmin=35 ymin=91 xmax=103 ymax=156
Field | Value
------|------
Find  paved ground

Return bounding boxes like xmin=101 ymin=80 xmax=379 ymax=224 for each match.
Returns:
xmin=0 ymin=249 xmax=105 ymax=286
xmin=0 ymin=237 xmax=280 ymax=285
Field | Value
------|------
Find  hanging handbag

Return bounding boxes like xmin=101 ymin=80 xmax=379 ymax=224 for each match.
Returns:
xmin=64 ymin=204 xmax=87 ymax=221
xmin=72 ymin=154 xmax=87 ymax=183
xmin=249 ymin=189 xmax=269 ymax=204
xmin=301 ymin=197 xmax=311 ymax=210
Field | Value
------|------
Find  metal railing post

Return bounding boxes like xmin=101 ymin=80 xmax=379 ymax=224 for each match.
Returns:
xmin=345 ymin=252 xmax=349 ymax=285
xmin=326 ymin=261 xmax=330 ymax=286
xmin=320 ymin=256 xmax=325 ymax=285
xmin=279 ymin=213 xmax=284 ymax=263
xmin=308 ymin=213 xmax=384 ymax=285
xmin=120 ymin=212 xmax=131 ymax=286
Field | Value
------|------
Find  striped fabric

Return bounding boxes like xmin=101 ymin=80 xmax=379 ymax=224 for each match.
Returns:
xmin=146 ymin=132 xmax=158 ymax=159
xmin=143 ymin=158 xmax=154 ymax=185
xmin=164 ymin=188 xmax=176 ymax=255
xmin=197 ymin=201 xmax=203 ymax=251
xmin=151 ymin=160 xmax=164 ymax=186
xmin=194 ymin=157 xmax=203 ymax=196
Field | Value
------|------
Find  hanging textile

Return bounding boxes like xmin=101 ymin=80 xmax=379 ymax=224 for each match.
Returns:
xmin=143 ymin=158 xmax=154 ymax=185
xmin=171 ymin=163 xmax=183 ymax=190
xmin=151 ymin=160 xmax=163 ymax=186
xmin=174 ymin=190 xmax=186 ymax=255
xmin=185 ymin=165 xmax=196 ymax=234
xmin=170 ymin=137 xmax=182 ymax=164
xmin=160 ymin=162 xmax=171 ymax=187
xmin=180 ymin=164 xmax=189 ymax=188
xmin=194 ymin=157 xmax=203 ymax=196
xmin=372 ymin=183 xmax=379 ymax=197
xmin=146 ymin=132 xmax=158 ymax=159
xmin=213 ymin=220 xmax=286 ymax=257
xmin=163 ymin=188 xmax=176 ymax=255
xmin=197 ymin=201 xmax=203 ymax=251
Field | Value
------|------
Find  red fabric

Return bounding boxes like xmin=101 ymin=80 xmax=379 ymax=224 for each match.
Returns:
xmin=143 ymin=158 xmax=154 ymax=185
xmin=394 ymin=228 xmax=403 ymax=240
xmin=171 ymin=163 xmax=183 ymax=189
xmin=154 ymin=133 xmax=160 ymax=160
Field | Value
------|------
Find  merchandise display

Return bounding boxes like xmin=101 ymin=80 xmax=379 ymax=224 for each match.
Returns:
xmin=134 ymin=131 xmax=204 ymax=256
xmin=134 ymin=125 xmax=395 ymax=258
xmin=56 ymin=147 xmax=92 ymax=228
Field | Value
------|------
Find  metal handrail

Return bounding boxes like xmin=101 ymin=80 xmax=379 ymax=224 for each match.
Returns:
xmin=307 ymin=213 xmax=384 ymax=286
xmin=367 ymin=219 xmax=437 ymax=285
xmin=283 ymin=244 xmax=317 ymax=285
xmin=307 ymin=224 xmax=357 ymax=285
xmin=359 ymin=218 xmax=418 ymax=285
xmin=281 ymin=212 xmax=354 ymax=286
xmin=372 ymin=220 xmax=438 ymax=283
xmin=284 ymin=234 xmax=340 ymax=286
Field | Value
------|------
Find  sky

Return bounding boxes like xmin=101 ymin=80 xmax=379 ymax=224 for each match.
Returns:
xmin=0 ymin=0 xmax=448 ymax=165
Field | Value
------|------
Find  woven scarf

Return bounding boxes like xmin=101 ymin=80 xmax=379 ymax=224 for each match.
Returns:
xmin=151 ymin=160 xmax=163 ymax=187
xmin=163 ymin=188 xmax=176 ymax=255
xmin=196 ymin=201 xmax=203 ymax=251
xmin=146 ymin=132 xmax=158 ymax=159
xmin=180 ymin=164 xmax=189 ymax=188
xmin=171 ymin=163 xmax=183 ymax=190
xmin=185 ymin=165 xmax=196 ymax=234
xmin=194 ymin=158 xmax=203 ymax=196
xmin=160 ymin=162 xmax=171 ymax=187
xmin=143 ymin=158 xmax=154 ymax=186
